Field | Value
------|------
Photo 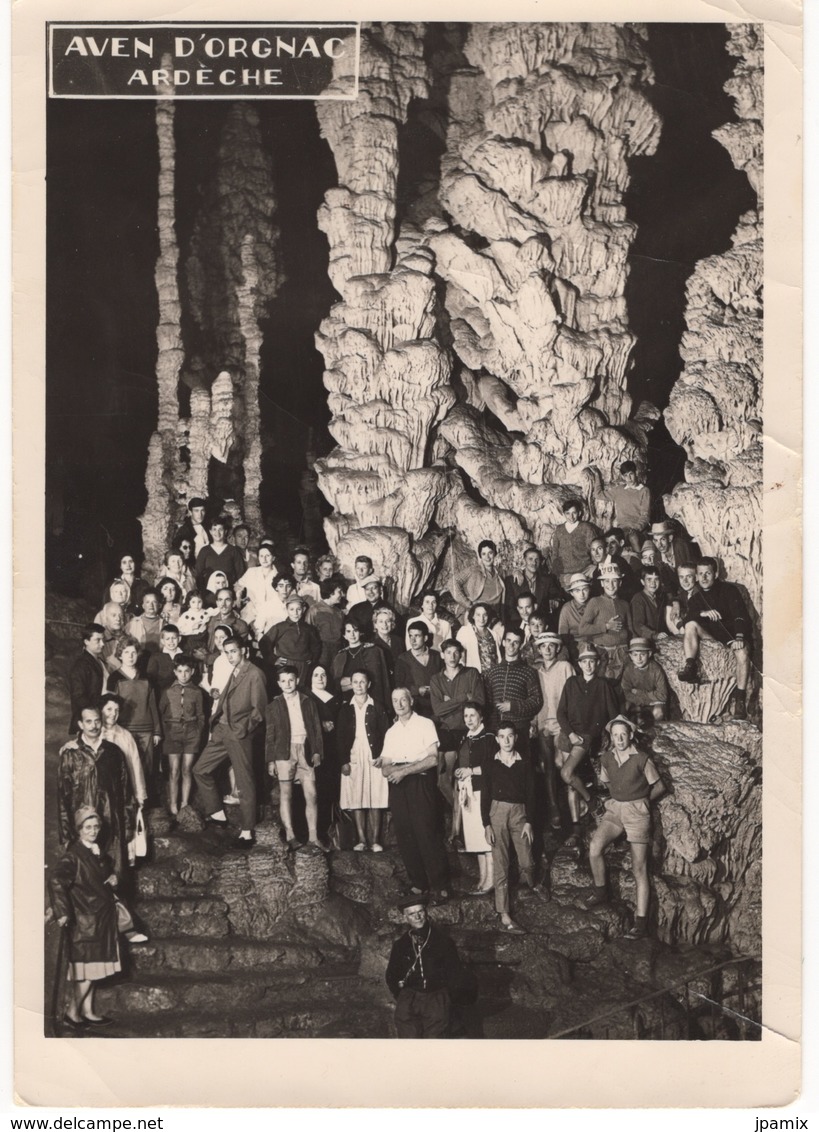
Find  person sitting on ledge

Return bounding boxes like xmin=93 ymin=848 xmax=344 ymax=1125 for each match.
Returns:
xmin=664 ymin=563 xmax=700 ymax=638
xmin=584 ymin=715 xmax=665 ymax=941
xmin=619 ymin=638 xmax=670 ymax=723
xmin=677 ymin=557 xmax=751 ymax=720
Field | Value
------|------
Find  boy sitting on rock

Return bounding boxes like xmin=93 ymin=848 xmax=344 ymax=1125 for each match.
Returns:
xmin=619 ymin=638 xmax=670 ymax=722
xmin=584 ymin=715 xmax=665 ymax=940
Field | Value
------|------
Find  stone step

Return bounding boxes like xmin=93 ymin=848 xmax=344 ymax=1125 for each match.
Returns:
xmin=128 ymin=934 xmax=338 ymax=975
xmin=134 ymin=895 xmax=231 ymax=938
xmin=97 ymin=962 xmax=362 ymax=1016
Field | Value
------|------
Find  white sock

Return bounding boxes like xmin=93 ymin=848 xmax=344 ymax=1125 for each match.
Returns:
xmin=239 ymin=829 xmax=253 ymax=840
xmin=211 ymin=809 xmax=227 ymax=821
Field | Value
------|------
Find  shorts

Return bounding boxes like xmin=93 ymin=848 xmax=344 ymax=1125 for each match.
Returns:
xmin=274 ymin=741 xmax=316 ymax=784
xmin=164 ymin=724 xmax=201 ymax=755
xmin=556 ymin=731 xmax=592 ymax=755
xmin=597 ymin=797 xmax=651 ymax=844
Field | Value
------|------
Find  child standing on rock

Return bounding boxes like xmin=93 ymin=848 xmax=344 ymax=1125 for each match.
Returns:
xmin=584 ymin=716 xmax=665 ymax=939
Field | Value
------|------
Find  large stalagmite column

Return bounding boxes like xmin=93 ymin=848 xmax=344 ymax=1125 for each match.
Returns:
xmin=139 ymin=92 xmax=183 ymax=574
xmin=663 ymin=24 xmax=763 ymax=620
xmin=314 ymin=25 xmax=455 ymax=606
xmin=428 ymin=23 xmax=662 ymax=570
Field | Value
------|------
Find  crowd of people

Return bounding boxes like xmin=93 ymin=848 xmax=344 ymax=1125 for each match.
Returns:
xmin=50 ymin=466 xmax=756 ymax=1028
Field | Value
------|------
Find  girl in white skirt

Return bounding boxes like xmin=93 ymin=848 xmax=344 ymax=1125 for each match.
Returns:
xmin=336 ymin=669 xmax=390 ymax=851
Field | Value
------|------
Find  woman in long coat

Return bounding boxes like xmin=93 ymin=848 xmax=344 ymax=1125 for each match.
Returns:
xmin=57 ymin=708 xmax=135 ymax=880
xmin=50 ymin=806 xmax=121 ymax=1027
xmin=330 ymin=618 xmax=391 ymax=710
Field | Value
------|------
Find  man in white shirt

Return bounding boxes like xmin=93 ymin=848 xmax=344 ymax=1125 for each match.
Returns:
xmin=379 ymin=688 xmax=449 ymax=902
xmin=346 ymin=556 xmax=377 ymax=607
xmin=291 ymin=547 xmax=321 ymax=605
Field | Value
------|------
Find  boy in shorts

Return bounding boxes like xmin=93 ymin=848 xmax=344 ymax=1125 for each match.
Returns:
xmin=585 ymin=715 xmax=665 ymax=939
xmin=265 ymin=665 xmax=326 ymax=851
xmin=158 ymin=654 xmax=207 ymax=817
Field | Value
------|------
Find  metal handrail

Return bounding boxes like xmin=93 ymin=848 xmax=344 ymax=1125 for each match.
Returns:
xmin=547 ymin=954 xmax=761 ymax=1040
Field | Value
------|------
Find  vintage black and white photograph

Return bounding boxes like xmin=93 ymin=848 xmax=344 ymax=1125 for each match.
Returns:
xmin=40 ymin=18 xmax=766 ymax=1046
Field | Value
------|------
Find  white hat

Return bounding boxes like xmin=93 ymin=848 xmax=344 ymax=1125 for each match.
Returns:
xmin=599 ymin=557 xmax=623 ymax=580
xmin=536 ymin=632 xmax=562 ymax=647
xmin=650 ymin=521 xmax=675 ymax=537
xmin=605 ymin=714 xmax=636 ymax=736
xmin=577 ymin=644 xmax=599 ymax=661
xmin=567 ymin=573 xmax=591 ymax=592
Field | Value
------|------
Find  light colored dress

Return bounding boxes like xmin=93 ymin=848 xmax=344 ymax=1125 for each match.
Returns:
xmin=339 ymin=696 xmax=388 ymax=811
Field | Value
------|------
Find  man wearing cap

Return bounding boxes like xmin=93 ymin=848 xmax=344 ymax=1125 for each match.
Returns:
xmin=585 ymin=715 xmax=665 ymax=940
xmin=379 ymin=688 xmax=449 ymax=903
xmin=650 ymin=520 xmax=697 ymax=579
xmin=603 ymin=461 xmax=652 ymax=552
xmin=550 ymin=499 xmax=602 ymax=590
xmin=558 ymin=574 xmax=593 ymax=662
xmin=556 ymin=645 xmax=622 ymax=849
xmin=677 ymin=557 xmax=752 ymax=719
xmin=484 ymin=626 xmax=543 ymax=757
xmin=259 ymin=593 xmax=322 ymax=689
xmin=533 ymin=632 xmax=576 ymax=830
xmin=503 ymin=546 xmax=564 ymax=629
xmin=385 ymin=895 xmax=463 ymax=1037
xmin=174 ymin=497 xmax=211 ymax=558
xmin=620 ymin=638 xmax=670 ymax=722
xmin=577 ymin=558 xmax=634 ymax=680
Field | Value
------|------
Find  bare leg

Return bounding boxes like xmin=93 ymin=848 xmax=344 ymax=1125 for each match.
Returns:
xmin=651 ymin=705 xmax=666 ymax=721
xmin=560 ymin=745 xmax=591 ymax=803
xmin=588 ymin=823 xmax=621 ymax=887
xmin=302 ymin=775 xmax=319 ymax=842
xmin=683 ymin=620 xmax=707 ymax=661
xmin=181 ymin=752 xmax=195 ymax=808
xmin=77 ymin=979 xmax=104 ymax=1021
xmin=352 ymin=810 xmax=367 ymax=844
xmin=631 ymin=842 xmax=650 ymax=917
xmin=278 ymin=779 xmax=295 ymax=840
xmin=735 ymin=646 xmax=750 ymax=692
xmin=167 ymin=752 xmax=181 ymax=814
xmin=366 ymin=809 xmax=382 ymax=846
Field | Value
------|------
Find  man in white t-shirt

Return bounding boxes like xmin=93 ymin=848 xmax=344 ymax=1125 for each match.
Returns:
xmin=379 ymin=688 xmax=449 ymax=902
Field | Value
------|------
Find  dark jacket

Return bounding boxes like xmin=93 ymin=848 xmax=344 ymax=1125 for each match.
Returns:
xmin=265 ymin=692 xmax=324 ymax=763
xmin=685 ymin=580 xmax=750 ymax=642
xmin=385 ymin=923 xmax=461 ymax=999
xmin=503 ymin=570 xmax=564 ymax=626
xmin=556 ymin=674 xmax=622 ymax=744
xmin=57 ymin=737 xmax=135 ymax=879
xmin=336 ymin=698 xmax=389 ymax=762
xmin=68 ymin=651 xmax=107 ymax=733
xmin=49 ymin=840 xmax=119 ymax=966
xmin=479 ymin=750 xmax=536 ymax=827
xmin=213 ymin=660 xmax=268 ymax=740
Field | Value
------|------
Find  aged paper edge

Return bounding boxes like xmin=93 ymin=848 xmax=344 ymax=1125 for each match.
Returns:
xmin=12 ymin=0 xmax=803 ymax=1109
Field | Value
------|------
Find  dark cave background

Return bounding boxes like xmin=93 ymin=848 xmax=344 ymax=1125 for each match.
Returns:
xmin=45 ymin=23 xmax=756 ymax=598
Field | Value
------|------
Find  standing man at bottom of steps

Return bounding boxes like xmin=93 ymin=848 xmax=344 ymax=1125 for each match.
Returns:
xmin=385 ymin=894 xmax=464 ymax=1038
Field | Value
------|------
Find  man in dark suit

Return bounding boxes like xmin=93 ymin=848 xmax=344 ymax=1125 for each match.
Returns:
xmin=68 ymin=623 xmax=108 ymax=732
xmin=193 ymin=637 xmax=268 ymax=848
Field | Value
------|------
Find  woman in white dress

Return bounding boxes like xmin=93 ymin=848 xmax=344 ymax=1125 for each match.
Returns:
xmin=236 ymin=543 xmax=280 ymax=637
xmin=456 ymin=602 xmax=505 ymax=673
xmin=335 ymin=670 xmax=390 ymax=851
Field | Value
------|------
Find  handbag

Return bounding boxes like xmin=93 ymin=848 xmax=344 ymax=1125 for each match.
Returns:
xmin=329 ymin=803 xmax=357 ymax=851
xmin=133 ymin=806 xmax=148 ymax=857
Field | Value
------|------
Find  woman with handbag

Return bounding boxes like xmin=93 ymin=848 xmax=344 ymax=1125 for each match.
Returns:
xmin=336 ymin=669 xmax=389 ymax=851
xmin=99 ymin=694 xmax=147 ymax=857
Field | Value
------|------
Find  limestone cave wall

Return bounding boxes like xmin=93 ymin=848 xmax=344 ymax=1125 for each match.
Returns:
xmin=663 ymin=24 xmax=763 ymax=619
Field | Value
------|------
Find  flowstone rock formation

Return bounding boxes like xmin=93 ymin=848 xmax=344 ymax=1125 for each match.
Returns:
xmin=664 ymin=24 xmax=763 ymax=619
xmin=140 ymin=102 xmax=282 ymax=572
xmin=314 ymin=25 xmax=455 ymax=606
xmin=428 ymin=23 xmax=663 ymax=575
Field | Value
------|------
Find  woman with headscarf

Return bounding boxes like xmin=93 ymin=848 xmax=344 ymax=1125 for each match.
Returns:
xmin=205 ymin=570 xmax=231 ymax=608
